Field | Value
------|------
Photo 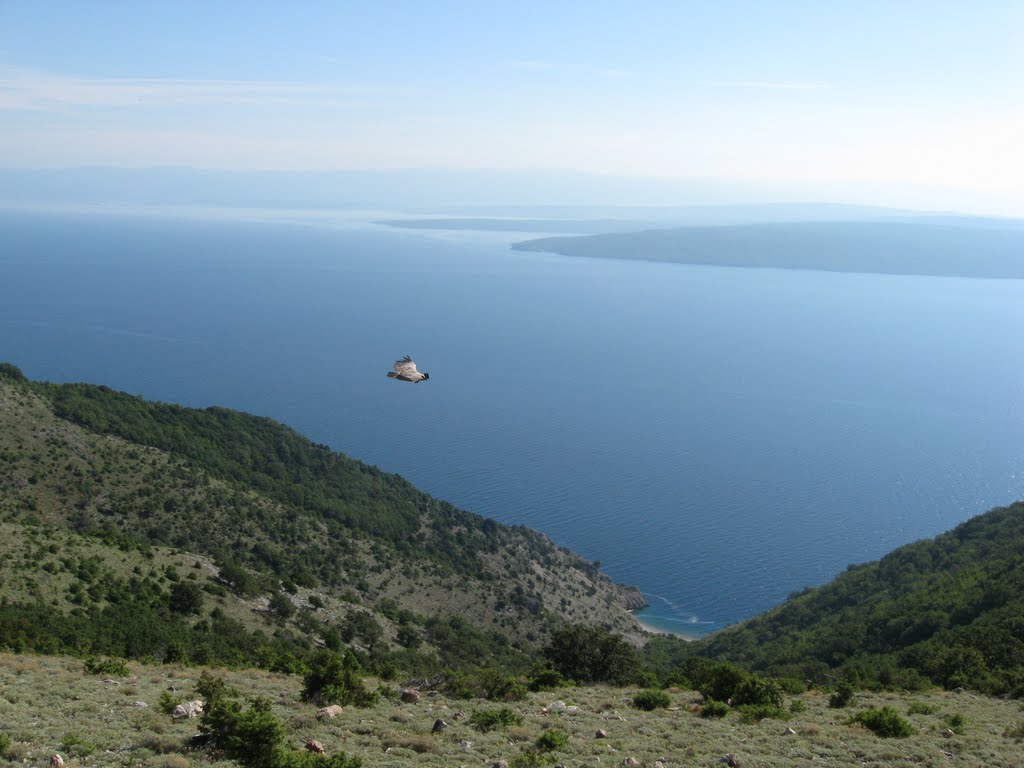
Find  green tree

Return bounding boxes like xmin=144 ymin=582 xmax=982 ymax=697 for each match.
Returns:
xmin=544 ymin=625 xmax=639 ymax=685
xmin=169 ymin=581 xmax=204 ymax=615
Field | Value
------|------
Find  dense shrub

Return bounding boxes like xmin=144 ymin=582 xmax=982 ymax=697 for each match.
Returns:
xmin=687 ymin=659 xmax=748 ymax=703
xmin=633 ymin=689 xmax=671 ymax=711
xmin=851 ymin=706 xmax=915 ymax=738
xmin=528 ymin=667 xmax=570 ymax=691
xmin=907 ymin=702 xmax=938 ymax=715
xmin=544 ymin=625 xmax=639 ymax=685
xmin=700 ymin=699 xmax=730 ymax=718
xmin=731 ymin=676 xmax=782 ymax=708
xmin=301 ymin=650 xmax=374 ymax=707
xmin=535 ymin=728 xmax=569 ymax=751
xmin=169 ymin=581 xmax=204 ymax=615
xmin=196 ymin=672 xmax=362 ymax=768
xmin=0 ymin=733 xmax=10 ymax=757
xmin=829 ymin=680 xmax=856 ymax=708
xmin=468 ymin=707 xmax=524 ymax=733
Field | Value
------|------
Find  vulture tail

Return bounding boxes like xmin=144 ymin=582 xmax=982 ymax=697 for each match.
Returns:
xmin=386 ymin=372 xmax=398 ymax=378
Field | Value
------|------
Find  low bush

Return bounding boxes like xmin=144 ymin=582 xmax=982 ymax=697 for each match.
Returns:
xmin=907 ymin=702 xmax=938 ymax=715
xmin=535 ymin=728 xmax=569 ymax=752
xmin=528 ymin=667 xmax=570 ymax=691
xmin=851 ymin=706 xmax=915 ymax=738
xmin=301 ymin=650 xmax=375 ymax=707
xmin=633 ymin=689 xmax=671 ymax=711
xmin=83 ymin=656 xmax=129 ymax=676
xmin=737 ymin=704 xmax=787 ymax=724
xmin=789 ymin=699 xmax=808 ymax=714
xmin=700 ymin=699 xmax=730 ymax=718
xmin=468 ymin=706 xmax=524 ymax=733
xmin=732 ymin=676 xmax=782 ymax=708
xmin=158 ymin=690 xmax=185 ymax=715
xmin=829 ymin=680 xmax=855 ymax=709
xmin=945 ymin=712 xmax=967 ymax=734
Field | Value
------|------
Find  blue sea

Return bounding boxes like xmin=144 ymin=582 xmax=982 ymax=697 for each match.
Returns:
xmin=2 ymin=208 xmax=1023 ymax=635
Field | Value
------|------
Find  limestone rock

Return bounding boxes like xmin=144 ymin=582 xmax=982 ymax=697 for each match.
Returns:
xmin=305 ymin=740 xmax=326 ymax=754
xmin=317 ymin=704 xmax=344 ymax=719
xmin=595 ymin=729 xmax=608 ymax=738
xmin=719 ymin=754 xmax=741 ymax=768
xmin=171 ymin=700 xmax=204 ymax=719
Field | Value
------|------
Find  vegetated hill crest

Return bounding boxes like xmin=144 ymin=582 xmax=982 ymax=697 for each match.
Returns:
xmin=0 ymin=363 xmax=645 ymax=670
xmin=696 ymin=499 xmax=1024 ymax=696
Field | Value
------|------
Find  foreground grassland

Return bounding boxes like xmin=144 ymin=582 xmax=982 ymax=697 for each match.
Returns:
xmin=1 ymin=654 xmax=1022 ymax=768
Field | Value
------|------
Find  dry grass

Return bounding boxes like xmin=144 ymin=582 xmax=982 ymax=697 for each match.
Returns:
xmin=2 ymin=653 xmax=1023 ymax=767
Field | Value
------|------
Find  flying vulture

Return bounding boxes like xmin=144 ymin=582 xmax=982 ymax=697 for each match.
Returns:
xmin=387 ymin=355 xmax=430 ymax=383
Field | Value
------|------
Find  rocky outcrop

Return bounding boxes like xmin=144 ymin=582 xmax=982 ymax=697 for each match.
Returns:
xmin=620 ymin=585 xmax=648 ymax=611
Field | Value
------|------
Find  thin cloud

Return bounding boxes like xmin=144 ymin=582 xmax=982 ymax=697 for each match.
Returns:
xmin=701 ymin=80 xmax=830 ymax=90
xmin=0 ymin=67 xmax=383 ymax=112
xmin=509 ymin=60 xmax=553 ymax=70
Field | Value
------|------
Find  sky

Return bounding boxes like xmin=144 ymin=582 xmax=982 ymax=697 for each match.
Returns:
xmin=1 ymin=1 xmax=1022 ymax=215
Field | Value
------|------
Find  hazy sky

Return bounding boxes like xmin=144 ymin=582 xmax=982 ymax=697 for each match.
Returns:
xmin=1 ymin=1 xmax=1022 ymax=214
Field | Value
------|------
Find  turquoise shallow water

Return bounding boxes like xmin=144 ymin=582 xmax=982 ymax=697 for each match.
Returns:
xmin=2 ymin=209 xmax=1023 ymax=635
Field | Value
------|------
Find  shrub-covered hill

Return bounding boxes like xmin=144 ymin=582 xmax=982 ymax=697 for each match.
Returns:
xmin=0 ymin=363 xmax=645 ymax=669
xmin=695 ymin=500 xmax=1024 ymax=695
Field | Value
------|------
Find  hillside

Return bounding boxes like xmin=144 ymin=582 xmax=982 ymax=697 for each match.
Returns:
xmin=4 ymin=652 xmax=1024 ymax=768
xmin=511 ymin=220 xmax=1024 ymax=278
xmin=0 ymin=364 xmax=645 ymax=672
xmin=696 ymin=501 xmax=1024 ymax=695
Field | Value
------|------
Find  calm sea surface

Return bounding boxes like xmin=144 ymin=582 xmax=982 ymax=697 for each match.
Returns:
xmin=2 ymin=209 xmax=1023 ymax=634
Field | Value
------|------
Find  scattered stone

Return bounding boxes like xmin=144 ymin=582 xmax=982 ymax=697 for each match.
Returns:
xmin=548 ymin=700 xmax=567 ymax=711
xmin=565 ymin=705 xmax=581 ymax=713
xmin=400 ymin=689 xmax=420 ymax=704
xmin=943 ymin=728 xmax=956 ymax=737
xmin=654 ymin=762 xmax=667 ymax=768
xmin=305 ymin=740 xmax=325 ymax=754
xmin=782 ymin=727 xmax=796 ymax=736
xmin=460 ymin=739 xmax=474 ymax=752
xmin=623 ymin=759 xmax=641 ymax=767
xmin=317 ymin=705 xmax=344 ymax=719
xmin=719 ymin=755 xmax=741 ymax=768
xmin=133 ymin=701 xmax=148 ymax=708
xmin=953 ymin=687 xmax=964 ymax=694
xmin=50 ymin=756 xmax=65 ymax=768
xmin=432 ymin=719 xmax=448 ymax=733
xmin=595 ymin=729 xmax=608 ymax=739
xmin=491 ymin=762 xmax=509 ymax=768
xmin=171 ymin=700 xmax=204 ymax=719
xmin=452 ymin=710 xmax=467 ymax=720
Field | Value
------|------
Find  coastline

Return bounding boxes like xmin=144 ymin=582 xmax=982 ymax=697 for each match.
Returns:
xmin=631 ymin=611 xmax=703 ymax=641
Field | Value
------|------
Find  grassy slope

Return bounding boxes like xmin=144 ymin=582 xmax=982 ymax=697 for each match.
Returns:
xmin=2 ymin=653 xmax=1023 ymax=768
xmin=0 ymin=369 xmax=644 ymax=659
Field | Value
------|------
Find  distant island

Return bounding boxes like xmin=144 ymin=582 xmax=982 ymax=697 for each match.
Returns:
xmin=511 ymin=220 xmax=1024 ymax=279
xmin=376 ymin=217 xmax=650 ymax=234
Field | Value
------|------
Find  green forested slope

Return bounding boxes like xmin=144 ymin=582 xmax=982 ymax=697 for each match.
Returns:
xmin=697 ymin=501 xmax=1024 ymax=694
xmin=0 ymin=364 xmax=644 ymax=672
